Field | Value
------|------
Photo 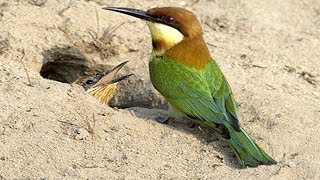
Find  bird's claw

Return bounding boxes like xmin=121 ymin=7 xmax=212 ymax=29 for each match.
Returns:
xmin=155 ymin=116 xmax=174 ymax=124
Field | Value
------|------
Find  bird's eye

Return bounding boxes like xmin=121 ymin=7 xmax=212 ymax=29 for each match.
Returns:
xmin=162 ymin=16 xmax=175 ymax=24
xmin=85 ymin=79 xmax=94 ymax=85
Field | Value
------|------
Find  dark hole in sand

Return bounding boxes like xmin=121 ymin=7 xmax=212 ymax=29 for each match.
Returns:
xmin=40 ymin=46 xmax=91 ymax=83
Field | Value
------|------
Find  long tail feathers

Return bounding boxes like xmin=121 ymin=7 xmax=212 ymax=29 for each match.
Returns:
xmin=225 ymin=123 xmax=277 ymax=167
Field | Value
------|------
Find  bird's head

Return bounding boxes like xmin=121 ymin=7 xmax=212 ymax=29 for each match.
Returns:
xmin=103 ymin=7 xmax=204 ymax=55
xmin=81 ymin=61 xmax=133 ymax=104
xmin=104 ymin=7 xmax=211 ymax=69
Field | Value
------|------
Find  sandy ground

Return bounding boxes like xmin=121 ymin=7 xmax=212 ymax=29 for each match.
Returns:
xmin=0 ymin=0 xmax=320 ymax=179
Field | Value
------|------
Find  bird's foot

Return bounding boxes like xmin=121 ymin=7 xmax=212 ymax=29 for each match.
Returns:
xmin=155 ymin=116 xmax=174 ymax=124
xmin=187 ymin=121 xmax=198 ymax=128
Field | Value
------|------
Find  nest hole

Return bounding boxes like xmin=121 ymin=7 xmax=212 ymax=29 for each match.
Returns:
xmin=40 ymin=46 xmax=91 ymax=83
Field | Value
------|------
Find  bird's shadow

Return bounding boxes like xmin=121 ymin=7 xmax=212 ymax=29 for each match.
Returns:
xmin=126 ymin=107 xmax=243 ymax=169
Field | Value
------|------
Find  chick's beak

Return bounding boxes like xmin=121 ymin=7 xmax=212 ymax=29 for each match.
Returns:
xmin=85 ymin=61 xmax=133 ymax=104
xmin=92 ymin=61 xmax=133 ymax=89
xmin=103 ymin=7 xmax=161 ymax=23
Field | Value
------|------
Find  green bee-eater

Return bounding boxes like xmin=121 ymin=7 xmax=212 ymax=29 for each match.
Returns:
xmin=103 ymin=6 xmax=276 ymax=167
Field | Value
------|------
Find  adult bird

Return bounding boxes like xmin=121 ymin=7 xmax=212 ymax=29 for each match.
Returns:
xmin=103 ymin=7 xmax=276 ymax=167
xmin=78 ymin=61 xmax=132 ymax=104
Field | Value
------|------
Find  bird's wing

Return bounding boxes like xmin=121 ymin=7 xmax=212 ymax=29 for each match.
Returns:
xmin=200 ymin=59 xmax=240 ymax=130
xmin=150 ymin=56 xmax=240 ymax=130
xmin=224 ymin=81 xmax=240 ymax=125
xmin=166 ymin=81 xmax=225 ymax=123
xmin=212 ymin=77 xmax=240 ymax=130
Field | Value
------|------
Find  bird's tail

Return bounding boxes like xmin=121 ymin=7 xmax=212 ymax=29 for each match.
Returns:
xmin=224 ymin=123 xmax=277 ymax=167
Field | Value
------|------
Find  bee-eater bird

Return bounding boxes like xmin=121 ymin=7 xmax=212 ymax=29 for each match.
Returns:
xmin=79 ymin=61 xmax=132 ymax=104
xmin=103 ymin=7 xmax=276 ymax=167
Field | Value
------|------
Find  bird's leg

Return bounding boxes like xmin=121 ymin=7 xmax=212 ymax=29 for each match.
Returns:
xmin=154 ymin=103 xmax=181 ymax=124
xmin=187 ymin=119 xmax=198 ymax=128
xmin=155 ymin=116 xmax=174 ymax=124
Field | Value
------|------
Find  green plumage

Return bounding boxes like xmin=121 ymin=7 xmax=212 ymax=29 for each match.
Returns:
xmin=149 ymin=55 xmax=276 ymax=167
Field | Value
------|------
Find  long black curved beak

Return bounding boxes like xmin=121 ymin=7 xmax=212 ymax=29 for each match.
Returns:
xmin=102 ymin=7 xmax=161 ymax=23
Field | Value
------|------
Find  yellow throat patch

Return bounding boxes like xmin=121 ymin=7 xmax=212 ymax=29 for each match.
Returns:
xmin=146 ymin=21 xmax=184 ymax=55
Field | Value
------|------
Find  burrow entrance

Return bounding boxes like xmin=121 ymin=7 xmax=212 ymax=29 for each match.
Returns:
xmin=40 ymin=46 xmax=92 ymax=83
